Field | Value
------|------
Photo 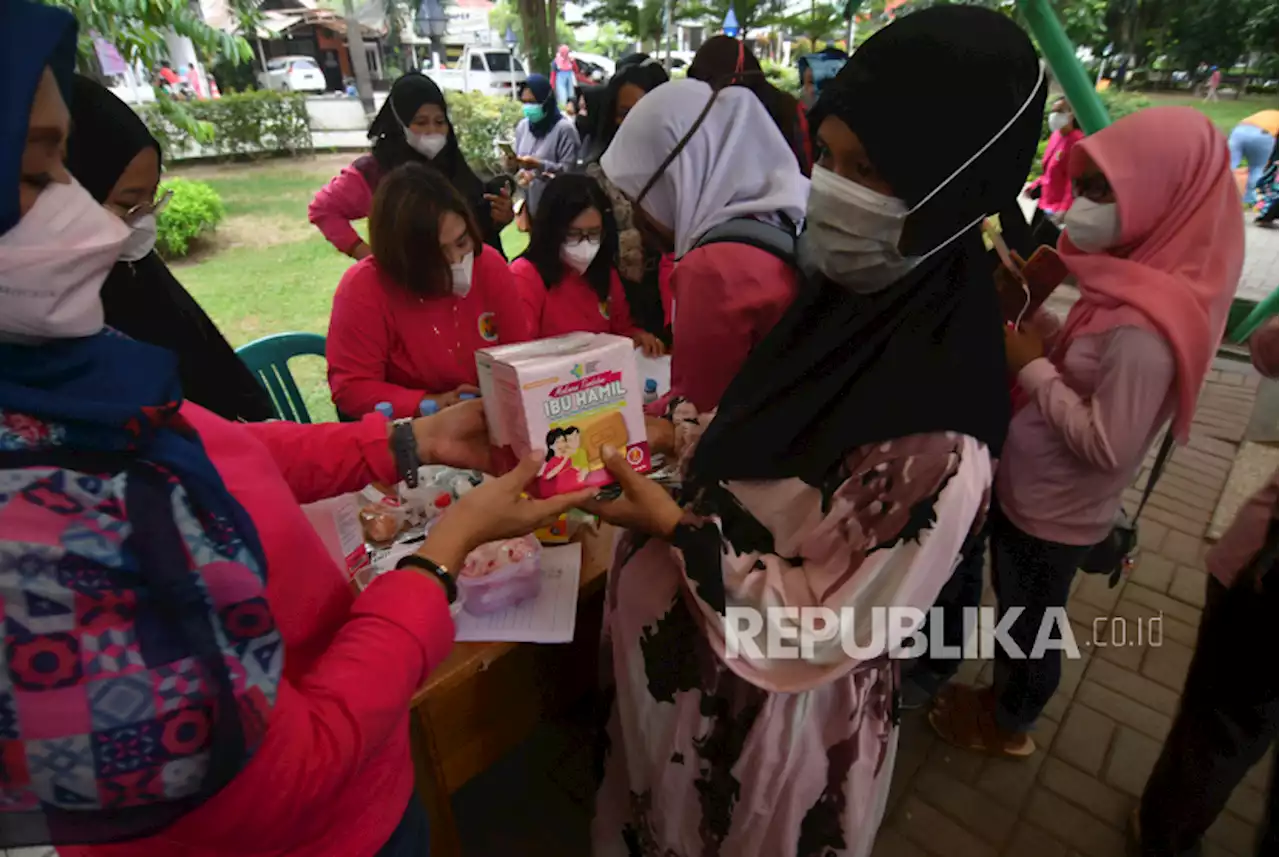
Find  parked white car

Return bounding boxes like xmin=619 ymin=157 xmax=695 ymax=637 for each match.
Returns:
xmin=571 ymin=51 xmax=615 ymax=83
xmin=426 ymin=46 xmax=528 ymax=97
xmin=258 ymin=55 xmax=327 ymax=93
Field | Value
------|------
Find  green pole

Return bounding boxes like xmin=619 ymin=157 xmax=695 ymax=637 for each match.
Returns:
xmin=1229 ymin=288 xmax=1279 ymax=344
xmin=1016 ymin=0 xmax=1111 ymax=134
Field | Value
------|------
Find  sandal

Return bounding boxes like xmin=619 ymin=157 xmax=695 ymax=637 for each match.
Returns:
xmin=927 ymin=684 xmax=1036 ymax=759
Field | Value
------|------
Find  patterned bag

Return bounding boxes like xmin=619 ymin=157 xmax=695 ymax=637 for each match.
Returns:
xmin=0 ymin=334 xmax=282 ymax=847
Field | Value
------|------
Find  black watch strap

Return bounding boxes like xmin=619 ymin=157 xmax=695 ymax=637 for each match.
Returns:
xmin=390 ymin=418 xmax=421 ymax=488
xmin=395 ymin=554 xmax=457 ymax=603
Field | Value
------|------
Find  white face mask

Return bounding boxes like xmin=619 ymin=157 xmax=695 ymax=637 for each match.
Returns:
xmin=450 ymin=251 xmax=474 ymax=296
xmin=1047 ymin=111 xmax=1070 ymax=134
xmin=0 ymin=178 xmax=130 ymax=343
xmin=119 ymin=213 xmax=158 ymax=262
xmin=406 ymin=129 xmax=447 ymax=159
xmin=800 ymin=63 xmax=1046 ymax=294
xmin=799 ymin=166 xmax=922 ymax=293
xmin=1063 ymin=198 xmax=1121 ymax=253
xmin=561 ymin=239 xmax=600 ymax=274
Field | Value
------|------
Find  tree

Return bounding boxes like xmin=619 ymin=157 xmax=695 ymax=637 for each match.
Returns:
xmin=775 ymin=1 xmax=846 ymax=44
xmin=682 ymin=0 xmax=788 ymax=36
xmin=585 ymin=0 xmax=677 ymax=50
xmin=490 ymin=0 xmax=576 ymax=60
xmin=47 ymin=0 xmax=255 ymax=69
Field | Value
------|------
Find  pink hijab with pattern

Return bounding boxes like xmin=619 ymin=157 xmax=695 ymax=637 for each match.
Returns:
xmin=1056 ymin=106 xmax=1244 ymax=441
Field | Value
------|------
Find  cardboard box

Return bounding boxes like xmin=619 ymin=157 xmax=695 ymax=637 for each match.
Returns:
xmin=476 ymin=333 xmax=651 ymax=498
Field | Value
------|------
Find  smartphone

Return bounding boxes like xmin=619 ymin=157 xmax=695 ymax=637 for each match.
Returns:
xmin=996 ymin=245 xmax=1069 ymax=326
xmin=497 ymin=141 xmax=516 ymax=160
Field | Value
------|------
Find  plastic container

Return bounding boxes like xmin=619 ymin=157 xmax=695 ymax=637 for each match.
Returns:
xmin=456 ymin=535 xmax=542 ymax=615
xmin=643 ymin=378 xmax=658 ymax=406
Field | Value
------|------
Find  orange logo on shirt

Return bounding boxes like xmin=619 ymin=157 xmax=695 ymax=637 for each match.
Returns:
xmin=478 ymin=312 xmax=498 ymax=342
xmin=598 ymin=301 xmax=610 ymax=320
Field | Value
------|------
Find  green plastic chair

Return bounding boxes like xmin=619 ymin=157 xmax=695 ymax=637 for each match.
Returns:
xmin=235 ymin=332 xmax=327 ymax=423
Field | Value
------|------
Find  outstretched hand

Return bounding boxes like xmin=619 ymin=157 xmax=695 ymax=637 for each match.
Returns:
xmin=578 ymin=445 xmax=683 ymax=538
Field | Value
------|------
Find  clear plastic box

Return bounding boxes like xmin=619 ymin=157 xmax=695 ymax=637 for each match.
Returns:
xmin=456 ymin=535 xmax=543 ymax=615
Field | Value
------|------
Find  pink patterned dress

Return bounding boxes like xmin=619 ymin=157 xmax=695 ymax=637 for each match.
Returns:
xmin=593 ymin=407 xmax=992 ymax=857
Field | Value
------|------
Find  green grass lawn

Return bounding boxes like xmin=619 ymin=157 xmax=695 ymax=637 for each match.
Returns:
xmin=171 ymin=154 xmax=527 ymax=421
xmin=1143 ymin=92 xmax=1279 ymax=134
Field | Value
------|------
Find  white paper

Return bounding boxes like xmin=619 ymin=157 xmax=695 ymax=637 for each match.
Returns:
xmin=453 ymin=543 xmax=583 ymax=643
xmin=634 ymin=350 xmax=672 ymax=397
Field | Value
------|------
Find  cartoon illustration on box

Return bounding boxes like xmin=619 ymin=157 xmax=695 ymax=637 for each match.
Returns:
xmin=476 ymin=333 xmax=651 ymax=498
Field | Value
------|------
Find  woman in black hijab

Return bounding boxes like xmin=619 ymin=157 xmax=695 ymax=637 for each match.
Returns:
xmin=65 ymin=75 xmax=275 ymax=423
xmin=309 ymin=72 xmax=512 ymax=259
xmin=581 ymin=8 xmax=1046 ymax=853
xmin=580 ymin=56 xmax=673 ymax=340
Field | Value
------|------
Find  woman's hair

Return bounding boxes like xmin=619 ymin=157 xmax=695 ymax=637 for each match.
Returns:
xmin=588 ymin=59 xmax=668 ymax=162
xmin=524 ymin=173 xmax=618 ymax=301
xmin=544 ymin=427 xmax=566 ymax=460
xmin=369 ymin=163 xmax=481 ymax=297
xmin=688 ymin=36 xmax=801 ymax=163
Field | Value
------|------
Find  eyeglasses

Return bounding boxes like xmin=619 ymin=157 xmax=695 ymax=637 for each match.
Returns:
xmin=566 ymin=228 xmax=603 ymax=244
xmin=112 ymin=188 xmax=173 ymax=225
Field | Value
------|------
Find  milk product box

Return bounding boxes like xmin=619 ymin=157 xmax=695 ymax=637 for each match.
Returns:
xmin=475 ymin=333 xmax=651 ymax=498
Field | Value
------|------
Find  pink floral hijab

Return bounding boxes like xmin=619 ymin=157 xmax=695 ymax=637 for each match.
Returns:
xmin=1058 ymin=106 xmax=1245 ymax=441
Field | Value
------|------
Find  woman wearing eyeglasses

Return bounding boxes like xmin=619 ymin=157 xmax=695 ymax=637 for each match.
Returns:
xmin=65 ymin=75 xmax=274 ymax=422
xmin=505 ymin=174 xmax=662 ymax=354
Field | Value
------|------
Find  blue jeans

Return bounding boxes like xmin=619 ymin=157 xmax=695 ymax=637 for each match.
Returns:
xmin=1229 ymin=122 xmax=1275 ymax=205
xmin=376 ymin=794 xmax=430 ymax=856
xmin=554 ymin=69 xmax=574 ymax=106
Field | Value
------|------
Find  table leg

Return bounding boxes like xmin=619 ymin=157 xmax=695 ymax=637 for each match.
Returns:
xmin=410 ymin=708 xmax=461 ymax=857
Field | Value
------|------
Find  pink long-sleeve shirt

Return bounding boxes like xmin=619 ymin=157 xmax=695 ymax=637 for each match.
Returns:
xmin=1028 ymin=128 xmax=1084 ymax=215
xmin=327 ymin=245 xmax=514 ymax=418
xmin=309 ymin=163 xmax=376 ymax=256
xmin=670 ymin=244 xmax=800 ymax=411
xmin=997 ymin=321 xmax=1177 ymax=546
xmin=63 ymin=407 xmax=455 ymax=857
xmin=505 ymin=257 xmax=639 ymax=342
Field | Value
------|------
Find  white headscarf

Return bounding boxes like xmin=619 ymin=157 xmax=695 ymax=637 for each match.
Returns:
xmin=600 ymin=79 xmax=809 ymax=258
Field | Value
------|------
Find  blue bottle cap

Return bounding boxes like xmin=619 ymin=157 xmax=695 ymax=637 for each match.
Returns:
xmin=459 ymin=393 xmax=478 ymax=400
xmin=644 ymin=378 xmax=657 ymax=392
xmin=419 ymin=399 xmax=439 ymax=417
xmin=374 ymin=401 xmax=394 ymax=419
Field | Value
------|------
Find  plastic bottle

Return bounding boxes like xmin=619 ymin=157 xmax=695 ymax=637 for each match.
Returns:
xmin=419 ymin=399 xmax=439 ymax=417
xmin=643 ymin=378 xmax=658 ymax=406
xmin=374 ymin=401 xmax=394 ymax=420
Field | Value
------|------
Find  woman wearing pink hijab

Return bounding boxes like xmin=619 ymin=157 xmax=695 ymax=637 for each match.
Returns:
xmin=931 ymin=106 xmax=1245 ymax=757
xmin=552 ymin=44 xmax=575 ymax=106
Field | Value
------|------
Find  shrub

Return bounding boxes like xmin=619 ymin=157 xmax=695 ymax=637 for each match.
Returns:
xmin=447 ymin=90 xmax=527 ymax=176
xmin=156 ymin=177 xmax=226 ymax=258
xmin=1097 ymin=89 xmax=1152 ymax=122
xmin=139 ymin=90 xmax=313 ymax=160
xmin=761 ymin=59 xmax=801 ymax=97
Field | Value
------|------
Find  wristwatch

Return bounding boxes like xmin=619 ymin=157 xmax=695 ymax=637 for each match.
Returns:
xmin=395 ymin=554 xmax=457 ymax=604
xmin=390 ymin=418 xmax=421 ymax=488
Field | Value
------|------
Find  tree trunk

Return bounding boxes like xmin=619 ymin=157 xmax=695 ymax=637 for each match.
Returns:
xmin=343 ymin=0 xmax=375 ymax=115
xmin=519 ymin=0 xmax=551 ymax=74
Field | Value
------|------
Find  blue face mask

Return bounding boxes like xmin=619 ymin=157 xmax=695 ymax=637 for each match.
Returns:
xmin=522 ymin=103 xmax=546 ymax=123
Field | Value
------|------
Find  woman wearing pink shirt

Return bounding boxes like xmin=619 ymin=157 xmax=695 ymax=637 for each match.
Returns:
xmin=931 ymin=107 xmax=1245 ymax=758
xmin=308 ymin=73 xmax=512 ymax=260
xmin=327 ymin=164 xmax=514 ymax=419
xmin=506 ymin=174 xmax=663 ymax=353
xmin=1025 ymin=96 xmax=1083 ymax=224
xmin=599 ymin=78 xmax=809 ymax=411
xmin=1134 ymin=316 xmax=1277 ymax=857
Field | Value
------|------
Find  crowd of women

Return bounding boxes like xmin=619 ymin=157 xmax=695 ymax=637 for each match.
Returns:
xmin=1 ymin=0 xmax=1275 ymax=855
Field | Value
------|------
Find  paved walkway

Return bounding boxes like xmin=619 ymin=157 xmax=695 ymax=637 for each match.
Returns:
xmin=874 ymin=366 xmax=1272 ymax=857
